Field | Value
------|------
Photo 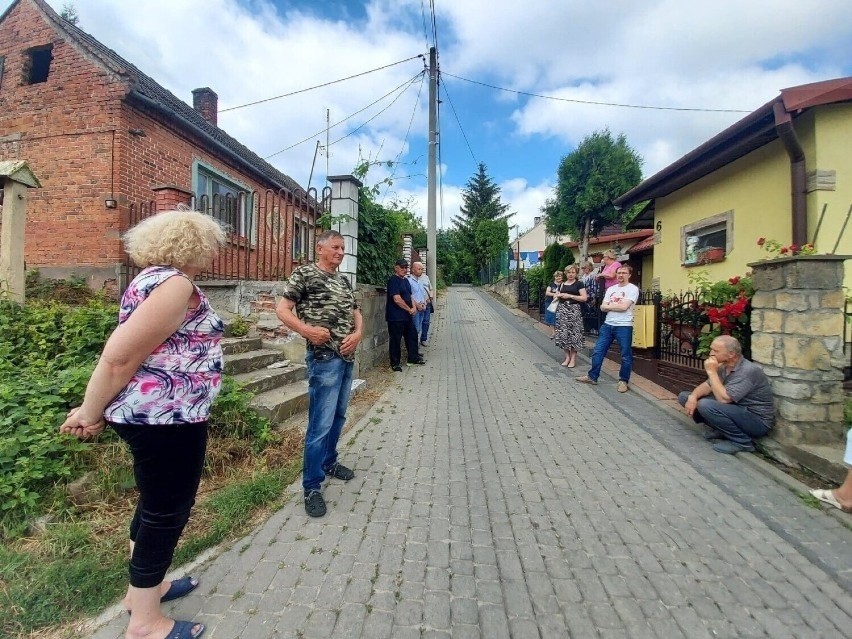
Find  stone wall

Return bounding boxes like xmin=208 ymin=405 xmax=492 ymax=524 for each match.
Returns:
xmin=198 ymin=280 xmax=389 ymax=376
xmin=749 ymin=255 xmax=848 ymax=445
xmin=486 ymin=278 xmax=518 ymax=308
xmin=355 ymin=284 xmax=389 ymax=376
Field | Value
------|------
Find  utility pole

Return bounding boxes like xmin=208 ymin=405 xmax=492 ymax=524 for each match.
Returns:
xmin=426 ymin=46 xmax=437 ymax=282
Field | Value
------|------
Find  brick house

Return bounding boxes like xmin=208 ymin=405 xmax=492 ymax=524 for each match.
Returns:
xmin=0 ymin=0 xmax=318 ymax=289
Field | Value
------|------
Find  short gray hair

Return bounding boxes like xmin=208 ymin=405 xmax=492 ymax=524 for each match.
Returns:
xmin=714 ymin=335 xmax=742 ymax=356
xmin=316 ymin=230 xmax=344 ymax=246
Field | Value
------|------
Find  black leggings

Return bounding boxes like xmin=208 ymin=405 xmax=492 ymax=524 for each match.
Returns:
xmin=112 ymin=422 xmax=208 ymax=588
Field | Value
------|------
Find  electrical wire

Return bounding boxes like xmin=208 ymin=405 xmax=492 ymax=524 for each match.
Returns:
xmin=219 ymin=55 xmax=424 ymax=114
xmin=382 ymin=72 xmax=427 ymax=202
xmin=429 ymin=0 xmax=439 ymax=54
xmin=264 ymin=71 xmax=425 ymax=159
xmin=440 ymin=72 xmax=477 ymax=164
xmin=437 ymin=79 xmax=445 ymax=230
xmin=329 ymin=72 xmax=425 ymax=146
xmin=441 ymin=71 xmax=751 ymax=113
xmin=419 ymin=0 xmax=430 ymax=49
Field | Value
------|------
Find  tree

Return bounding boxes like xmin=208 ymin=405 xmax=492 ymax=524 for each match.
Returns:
xmin=452 ymin=163 xmax=513 ymax=282
xmin=60 ymin=2 xmax=79 ymax=25
xmin=545 ymin=130 xmax=642 ymax=262
xmin=541 ymin=242 xmax=574 ymax=280
xmin=348 ymin=161 xmax=420 ymax=286
xmin=436 ymin=228 xmax=464 ymax=284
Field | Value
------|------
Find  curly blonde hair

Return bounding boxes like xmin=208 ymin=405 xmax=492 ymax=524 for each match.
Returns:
xmin=123 ymin=209 xmax=226 ymax=269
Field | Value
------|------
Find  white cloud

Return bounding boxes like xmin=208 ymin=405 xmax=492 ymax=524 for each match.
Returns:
xmin=16 ymin=0 xmax=851 ymax=235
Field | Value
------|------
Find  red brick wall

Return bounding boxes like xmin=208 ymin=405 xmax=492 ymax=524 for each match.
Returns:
xmin=0 ymin=0 xmax=312 ymax=283
xmin=0 ymin=0 xmax=126 ymax=270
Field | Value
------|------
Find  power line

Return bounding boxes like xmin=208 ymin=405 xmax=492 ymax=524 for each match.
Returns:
xmin=219 ymin=55 xmax=424 ymax=114
xmin=264 ymin=71 xmax=425 ymax=159
xmin=441 ymin=71 xmax=751 ymax=113
xmin=429 ymin=0 xmax=439 ymax=55
xmin=440 ymin=72 xmax=477 ymax=164
xmin=419 ymin=0 xmax=430 ymax=49
xmin=330 ymin=72 xmax=425 ymax=146
xmin=383 ymin=72 xmax=427 ymax=202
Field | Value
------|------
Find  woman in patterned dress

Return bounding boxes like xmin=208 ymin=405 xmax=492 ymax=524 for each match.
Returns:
xmin=60 ymin=208 xmax=226 ymax=639
xmin=554 ymin=264 xmax=588 ymax=367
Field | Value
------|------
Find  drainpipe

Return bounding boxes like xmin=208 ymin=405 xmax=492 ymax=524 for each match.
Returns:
xmin=772 ymin=102 xmax=807 ymax=246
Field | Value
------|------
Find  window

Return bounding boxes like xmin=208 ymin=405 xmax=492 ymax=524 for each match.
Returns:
xmin=193 ymin=161 xmax=255 ymax=242
xmin=681 ymin=210 xmax=733 ymax=265
xmin=25 ymin=45 xmax=53 ymax=84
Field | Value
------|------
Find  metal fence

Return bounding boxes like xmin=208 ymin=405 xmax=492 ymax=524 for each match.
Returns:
xmin=478 ymin=251 xmax=511 ymax=285
xmin=845 ymin=297 xmax=852 ymax=381
xmin=124 ymin=187 xmax=329 ymax=285
xmin=655 ymin=289 xmax=751 ymax=370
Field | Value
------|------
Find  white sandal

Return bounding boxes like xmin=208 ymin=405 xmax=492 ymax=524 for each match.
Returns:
xmin=810 ymin=488 xmax=852 ymax=513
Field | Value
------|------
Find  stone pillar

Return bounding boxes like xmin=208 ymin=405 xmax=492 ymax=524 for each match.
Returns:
xmin=0 ymin=161 xmax=41 ymax=303
xmin=749 ymin=255 xmax=850 ymax=445
xmin=328 ymin=175 xmax=362 ymax=288
xmin=402 ymin=234 xmax=413 ymax=264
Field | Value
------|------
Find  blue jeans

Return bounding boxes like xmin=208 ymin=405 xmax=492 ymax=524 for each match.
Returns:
xmin=678 ymin=392 xmax=770 ymax=447
xmin=303 ymin=350 xmax=354 ymax=493
xmin=420 ymin=308 xmax=431 ymax=342
xmin=412 ymin=309 xmax=424 ymax=336
xmin=588 ymin=323 xmax=633 ymax=382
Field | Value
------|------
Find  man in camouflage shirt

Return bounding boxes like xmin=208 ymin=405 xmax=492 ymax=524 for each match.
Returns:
xmin=276 ymin=230 xmax=363 ymax=517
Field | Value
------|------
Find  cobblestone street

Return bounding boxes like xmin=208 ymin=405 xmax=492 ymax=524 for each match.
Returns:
xmin=91 ymin=286 xmax=852 ymax=638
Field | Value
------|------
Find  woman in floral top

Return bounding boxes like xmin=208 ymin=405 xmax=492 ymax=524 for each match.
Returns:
xmin=60 ymin=208 xmax=225 ymax=639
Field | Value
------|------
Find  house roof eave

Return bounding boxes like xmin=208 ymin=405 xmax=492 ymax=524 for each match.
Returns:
xmin=614 ymin=76 xmax=852 ymax=210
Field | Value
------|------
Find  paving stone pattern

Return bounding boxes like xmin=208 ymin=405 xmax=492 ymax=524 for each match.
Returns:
xmin=90 ymin=287 xmax=852 ymax=638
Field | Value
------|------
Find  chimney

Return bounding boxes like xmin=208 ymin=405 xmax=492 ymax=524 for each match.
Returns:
xmin=192 ymin=87 xmax=218 ymax=127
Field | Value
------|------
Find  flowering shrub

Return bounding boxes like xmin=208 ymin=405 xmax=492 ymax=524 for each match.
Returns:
xmin=686 ymin=270 xmax=754 ymax=356
xmin=757 ymin=237 xmax=817 ymax=258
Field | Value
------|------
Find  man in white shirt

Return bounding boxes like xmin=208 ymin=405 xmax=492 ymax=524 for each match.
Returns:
xmin=406 ymin=263 xmax=429 ymax=342
xmin=412 ymin=261 xmax=433 ymax=346
xmin=576 ymin=265 xmax=639 ymax=392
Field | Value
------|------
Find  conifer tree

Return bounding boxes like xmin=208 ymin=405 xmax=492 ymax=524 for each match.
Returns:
xmin=452 ymin=163 xmax=513 ymax=282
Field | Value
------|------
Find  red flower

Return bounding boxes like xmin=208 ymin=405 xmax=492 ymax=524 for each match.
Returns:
xmin=789 ymin=244 xmax=799 ymax=253
xmin=728 ymin=276 xmax=740 ymax=285
xmin=757 ymin=238 xmax=766 ymax=246
xmin=780 ymin=247 xmax=789 ymax=254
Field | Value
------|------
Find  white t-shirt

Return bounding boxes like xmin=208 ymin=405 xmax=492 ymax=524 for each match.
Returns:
xmin=603 ymin=283 xmax=639 ymax=327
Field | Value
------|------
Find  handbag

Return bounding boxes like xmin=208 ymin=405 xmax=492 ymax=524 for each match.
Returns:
xmin=546 ymin=299 xmax=559 ymax=313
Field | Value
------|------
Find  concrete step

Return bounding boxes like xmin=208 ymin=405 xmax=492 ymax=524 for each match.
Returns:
xmin=790 ymin=443 xmax=847 ymax=484
xmin=250 ymin=382 xmax=310 ymax=423
xmin=221 ymin=336 xmax=263 ymax=356
xmin=232 ymin=363 xmax=306 ymax=395
xmin=223 ymin=349 xmax=284 ymax=375
xmin=250 ymin=377 xmax=368 ymax=426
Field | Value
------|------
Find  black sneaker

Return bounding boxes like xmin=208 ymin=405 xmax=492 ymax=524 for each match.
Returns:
xmin=408 ymin=359 xmax=426 ymax=365
xmin=304 ymin=490 xmax=326 ymax=517
xmin=325 ymin=463 xmax=355 ymax=481
xmin=392 ymin=365 xmax=403 ymax=372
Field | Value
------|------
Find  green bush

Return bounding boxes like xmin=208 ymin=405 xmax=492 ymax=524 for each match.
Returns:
xmin=0 ymin=296 xmax=276 ymax=537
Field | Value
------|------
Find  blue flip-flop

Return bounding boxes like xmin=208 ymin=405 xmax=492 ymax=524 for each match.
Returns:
xmin=161 ymin=576 xmax=199 ymax=603
xmin=165 ymin=620 xmax=205 ymax=639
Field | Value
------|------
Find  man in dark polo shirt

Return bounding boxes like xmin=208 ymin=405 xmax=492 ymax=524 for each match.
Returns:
xmin=386 ymin=258 xmax=425 ymax=372
xmin=679 ymin=335 xmax=774 ymax=454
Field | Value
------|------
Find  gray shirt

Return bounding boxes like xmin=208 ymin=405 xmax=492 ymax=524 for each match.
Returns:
xmin=719 ymin=358 xmax=775 ymax=427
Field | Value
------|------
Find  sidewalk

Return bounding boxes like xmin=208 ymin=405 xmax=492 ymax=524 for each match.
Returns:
xmin=89 ymin=286 xmax=852 ymax=638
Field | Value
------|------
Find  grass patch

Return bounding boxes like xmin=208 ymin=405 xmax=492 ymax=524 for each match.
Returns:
xmin=795 ymin=489 xmax=822 ymax=509
xmin=0 ymin=429 xmax=304 ymax=638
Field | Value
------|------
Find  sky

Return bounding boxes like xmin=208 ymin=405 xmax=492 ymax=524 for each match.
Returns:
xmin=10 ymin=0 xmax=852 ymax=234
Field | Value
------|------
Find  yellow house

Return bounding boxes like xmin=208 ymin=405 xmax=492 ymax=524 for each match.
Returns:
xmin=616 ymin=77 xmax=852 ymax=293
